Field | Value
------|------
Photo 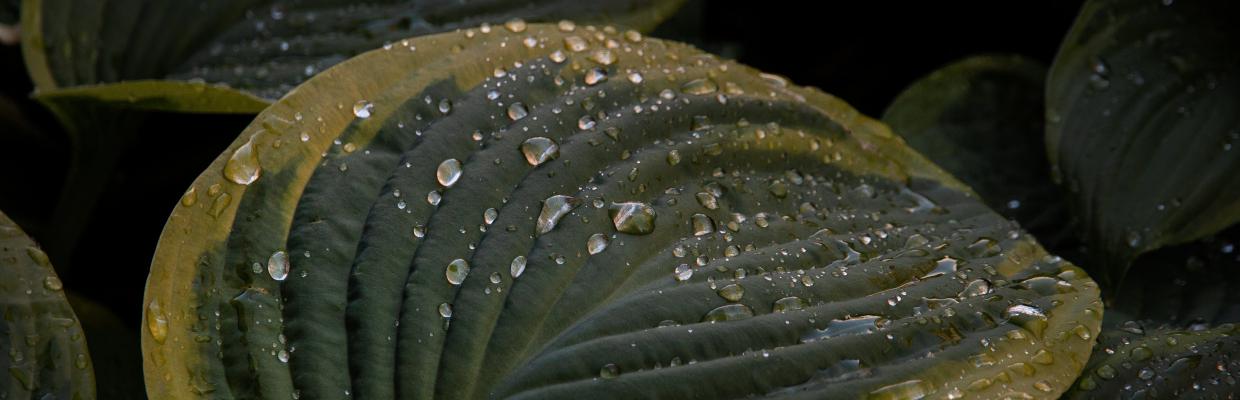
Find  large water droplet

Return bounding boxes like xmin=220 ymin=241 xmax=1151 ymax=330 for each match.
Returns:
xmin=773 ymin=296 xmax=808 ymax=313
xmin=1004 ymin=304 xmax=1048 ymax=338
xmin=521 ymin=137 xmax=559 ymax=166
xmin=510 ymin=256 xmax=527 ymax=278
xmin=610 ymin=202 xmax=656 ymax=235
xmin=691 ymin=213 xmax=715 ymax=236
xmin=436 ymin=159 xmax=462 ymax=187
xmin=717 ymin=284 xmax=744 ymax=302
xmin=446 ymin=259 xmax=470 ymax=285
xmin=584 ymin=67 xmax=607 ymax=86
xmin=681 ymin=78 xmax=718 ymax=95
xmin=224 ymin=138 xmax=261 ymax=185
xmin=538 ymin=195 xmax=579 ymax=235
xmin=673 ymin=264 xmax=693 ymax=281
xmin=352 ymin=100 xmax=373 ymax=118
xmin=702 ymin=304 xmax=754 ymax=322
xmin=587 ymin=233 xmax=609 ymax=255
xmin=802 ymin=315 xmax=886 ymax=342
xmin=438 ymin=303 xmax=453 ymax=318
xmin=921 ymin=256 xmax=958 ymax=279
xmin=503 ymin=18 xmax=527 ymax=33
xmin=146 ymin=299 xmax=168 ymax=343
xmin=507 ymin=102 xmax=529 ymax=121
xmin=268 ymin=250 xmax=289 ymax=281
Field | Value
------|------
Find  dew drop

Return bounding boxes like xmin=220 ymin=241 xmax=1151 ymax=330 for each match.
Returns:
xmin=773 ymin=296 xmax=808 ymax=313
xmin=587 ymin=233 xmax=610 ymax=255
xmin=521 ymin=137 xmax=559 ymax=166
xmin=507 ymin=102 xmax=529 ymax=121
xmin=268 ymin=250 xmax=290 ymax=281
xmin=510 ymin=256 xmax=527 ymax=278
xmin=702 ymin=304 xmax=754 ymax=322
xmin=674 ymin=264 xmax=693 ymax=281
xmin=803 ymin=315 xmax=885 ymax=342
xmin=599 ymin=363 xmax=619 ymax=379
xmin=921 ymin=256 xmax=958 ymax=279
xmin=681 ymin=78 xmax=719 ymax=95
xmin=438 ymin=303 xmax=453 ymax=318
xmin=691 ymin=213 xmax=715 ymax=236
xmin=717 ymin=284 xmax=744 ymax=302
xmin=352 ymin=100 xmax=373 ymax=118
xmin=610 ymin=202 xmax=656 ymax=235
xmin=146 ymin=299 xmax=168 ymax=344
xmin=627 ymin=71 xmax=644 ymax=84
xmin=438 ymin=99 xmax=453 ymax=114
xmin=503 ymin=18 xmax=527 ymax=33
xmin=224 ymin=138 xmax=261 ymax=185
xmin=578 ymin=115 xmax=597 ymax=130
xmin=538 ymin=195 xmax=579 ymax=235
xmin=436 ymin=159 xmax=462 ymax=187
xmin=445 ymin=259 xmax=470 ymax=285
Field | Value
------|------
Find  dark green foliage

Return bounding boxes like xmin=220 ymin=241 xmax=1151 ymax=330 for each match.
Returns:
xmin=1065 ymin=323 xmax=1240 ymax=399
xmin=0 ymin=210 xmax=95 ymax=399
xmin=1046 ymin=0 xmax=1240 ymax=286
xmin=143 ymin=25 xmax=1101 ymax=400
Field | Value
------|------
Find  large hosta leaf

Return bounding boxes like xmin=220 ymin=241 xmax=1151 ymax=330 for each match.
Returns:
xmin=21 ymin=0 xmax=684 ymax=105
xmin=0 ymin=209 xmax=95 ymax=399
xmin=883 ymin=55 xmax=1072 ymax=252
xmin=1045 ymin=0 xmax=1240 ymax=285
xmin=144 ymin=25 xmax=1102 ymax=399
xmin=1064 ymin=322 xmax=1240 ymax=399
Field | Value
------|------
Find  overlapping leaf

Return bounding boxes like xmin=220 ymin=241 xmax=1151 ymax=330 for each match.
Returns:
xmin=0 ymin=210 xmax=95 ymax=399
xmin=883 ymin=54 xmax=1072 ymax=252
xmin=1065 ymin=322 xmax=1240 ymax=398
xmin=1046 ymin=0 xmax=1240 ymax=285
xmin=144 ymin=25 xmax=1102 ymax=399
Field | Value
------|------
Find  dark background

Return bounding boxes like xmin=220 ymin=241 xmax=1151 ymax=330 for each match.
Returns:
xmin=0 ymin=0 xmax=1084 ymax=328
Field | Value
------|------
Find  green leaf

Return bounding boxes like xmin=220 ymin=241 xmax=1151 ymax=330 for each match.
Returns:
xmin=1064 ymin=322 xmax=1240 ymax=399
xmin=1045 ymin=0 xmax=1240 ymax=286
xmin=1109 ymin=224 xmax=1240 ymax=327
xmin=21 ymin=0 xmax=685 ymax=106
xmin=0 ymin=209 xmax=95 ymax=399
xmin=144 ymin=25 xmax=1102 ymax=399
xmin=883 ymin=54 xmax=1073 ymax=251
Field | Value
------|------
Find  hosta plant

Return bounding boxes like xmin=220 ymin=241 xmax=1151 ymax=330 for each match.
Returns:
xmin=142 ymin=24 xmax=1102 ymax=399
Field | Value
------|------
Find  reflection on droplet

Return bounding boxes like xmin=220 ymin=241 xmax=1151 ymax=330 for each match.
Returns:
xmin=146 ymin=299 xmax=168 ymax=343
xmin=436 ymin=159 xmax=462 ymax=187
xmin=352 ymin=100 xmax=373 ymax=118
xmin=585 ymin=67 xmax=607 ymax=86
xmin=681 ymin=78 xmax=718 ymax=95
xmin=921 ymin=256 xmax=958 ymax=279
xmin=503 ymin=18 xmax=527 ymax=33
xmin=674 ymin=264 xmax=693 ymax=281
xmin=802 ymin=315 xmax=885 ymax=342
xmin=610 ymin=202 xmax=656 ymax=235
xmin=599 ymin=363 xmax=619 ymax=379
xmin=702 ymin=304 xmax=754 ymax=322
xmin=717 ymin=284 xmax=744 ymax=302
xmin=507 ymin=102 xmax=529 ymax=121
xmin=446 ymin=259 xmax=470 ymax=285
xmin=538 ymin=195 xmax=579 ymax=235
xmin=268 ymin=250 xmax=289 ymax=281
xmin=521 ymin=137 xmax=559 ymax=166
xmin=438 ymin=303 xmax=453 ymax=318
xmin=691 ymin=213 xmax=715 ymax=236
xmin=587 ymin=233 xmax=609 ymax=255
xmin=1004 ymin=304 xmax=1048 ymax=338
xmin=773 ymin=296 xmax=808 ymax=313
xmin=224 ymin=138 xmax=262 ymax=185
xmin=510 ymin=256 xmax=527 ymax=278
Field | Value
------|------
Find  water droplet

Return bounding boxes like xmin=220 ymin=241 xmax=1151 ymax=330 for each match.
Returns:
xmin=691 ymin=213 xmax=715 ymax=236
xmin=538 ymin=195 xmax=579 ymax=235
xmin=1032 ymin=349 xmax=1054 ymax=365
xmin=438 ymin=99 xmax=453 ymax=114
xmin=1004 ymin=304 xmax=1048 ymax=338
xmin=557 ymin=20 xmax=576 ymax=32
xmin=438 ymin=303 xmax=453 ymax=318
xmin=507 ymin=102 xmax=529 ymax=121
xmin=578 ymin=115 xmax=597 ymax=130
xmin=446 ymin=259 xmax=470 ymax=285
xmin=674 ymin=264 xmax=693 ymax=281
xmin=666 ymin=150 xmax=681 ymax=166
xmin=564 ymin=36 xmax=588 ymax=52
xmin=587 ymin=233 xmax=609 ymax=255
xmin=966 ymin=238 xmax=1000 ymax=257
xmin=352 ymin=100 xmax=373 ymax=118
xmin=717 ymin=284 xmax=744 ymax=302
xmin=436 ymin=159 xmax=462 ymax=187
xmin=1095 ymin=364 xmax=1116 ymax=380
xmin=921 ymin=256 xmax=958 ymax=279
xmin=277 ymin=350 xmax=289 ymax=363
xmin=521 ymin=137 xmax=559 ymax=166
xmin=483 ymin=208 xmax=498 ymax=225
xmin=702 ymin=304 xmax=754 ymax=322
xmin=510 ymin=256 xmax=527 ymax=278
xmin=696 ymin=192 xmax=719 ymax=210
xmin=959 ymin=279 xmax=991 ymax=298
xmin=624 ymin=30 xmax=642 ymax=42
xmin=180 ymin=187 xmax=198 ymax=207
xmin=224 ymin=138 xmax=262 ymax=185
xmin=681 ymin=78 xmax=718 ymax=95
xmin=627 ymin=71 xmax=644 ymax=84
xmin=773 ymin=296 xmax=808 ymax=313
xmin=867 ymin=380 xmax=929 ymax=400
xmin=599 ymin=363 xmax=619 ymax=379
xmin=588 ymin=49 xmax=616 ymax=65
xmin=1126 ymin=229 xmax=1142 ymax=248
xmin=146 ymin=299 xmax=168 ymax=343
xmin=43 ymin=276 xmax=62 ymax=291
xmin=610 ymin=202 xmax=656 ymax=235
xmin=268 ymin=250 xmax=289 ymax=281
xmin=427 ymin=191 xmax=442 ymax=205
xmin=503 ymin=18 xmax=527 ymax=33
xmin=584 ymin=67 xmax=607 ymax=86
xmin=549 ymin=50 xmax=567 ymax=63
xmin=803 ymin=315 xmax=885 ymax=342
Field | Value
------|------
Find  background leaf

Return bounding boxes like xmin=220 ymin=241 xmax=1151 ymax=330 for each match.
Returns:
xmin=1045 ymin=0 xmax=1240 ymax=286
xmin=1064 ymin=323 xmax=1240 ymax=399
xmin=0 ymin=209 xmax=95 ymax=399
xmin=883 ymin=54 xmax=1074 ymax=254
xmin=144 ymin=24 xmax=1101 ymax=400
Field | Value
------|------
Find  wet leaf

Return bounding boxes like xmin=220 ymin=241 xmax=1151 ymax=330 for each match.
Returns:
xmin=1064 ymin=323 xmax=1240 ymax=399
xmin=1046 ymin=0 xmax=1240 ymax=286
xmin=144 ymin=25 xmax=1101 ymax=399
xmin=1108 ymin=224 xmax=1240 ymax=328
xmin=883 ymin=54 xmax=1072 ymax=251
xmin=0 ymin=209 xmax=95 ymax=399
